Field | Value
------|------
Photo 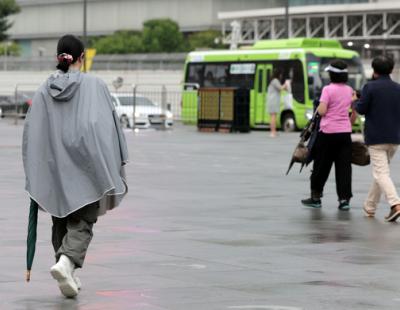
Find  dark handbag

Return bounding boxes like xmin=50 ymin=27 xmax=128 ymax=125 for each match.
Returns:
xmin=351 ymin=141 xmax=370 ymax=166
xmin=293 ymin=142 xmax=309 ymax=163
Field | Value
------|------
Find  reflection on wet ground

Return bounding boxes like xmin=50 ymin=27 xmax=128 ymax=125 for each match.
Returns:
xmin=2 ymin=122 xmax=400 ymax=309
xmin=17 ymin=298 xmax=80 ymax=310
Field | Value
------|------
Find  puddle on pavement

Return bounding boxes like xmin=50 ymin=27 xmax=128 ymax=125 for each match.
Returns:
xmin=343 ymin=255 xmax=389 ymax=265
xmin=195 ymin=239 xmax=266 ymax=247
xmin=307 ymin=231 xmax=353 ymax=243
xmin=228 ymin=305 xmax=303 ymax=310
xmin=303 ymin=280 xmax=357 ymax=288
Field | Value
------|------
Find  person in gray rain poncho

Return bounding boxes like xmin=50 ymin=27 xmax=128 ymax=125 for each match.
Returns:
xmin=22 ymin=35 xmax=128 ymax=298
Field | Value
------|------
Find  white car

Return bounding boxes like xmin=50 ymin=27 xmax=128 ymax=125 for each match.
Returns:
xmin=111 ymin=93 xmax=173 ymax=129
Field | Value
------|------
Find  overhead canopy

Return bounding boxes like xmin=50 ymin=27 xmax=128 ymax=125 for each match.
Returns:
xmin=218 ymin=2 xmax=400 ymax=20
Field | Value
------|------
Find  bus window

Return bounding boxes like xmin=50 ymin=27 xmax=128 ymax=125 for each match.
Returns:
xmin=272 ymin=60 xmax=305 ymax=104
xmin=257 ymin=69 xmax=263 ymax=93
xmin=229 ymin=63 xmax=256 ymax=89
xmin=307 ymin=54 xmax=365 ymax=100
xmin=291 ymin=61 xmax=305 ymax=104
xmin=186 ymin=64 xmax=204 ymax=87
xmin=320 ymin=57 xmax=364 ymax=90
xmin=204 ymin=70 xmax=215 ymax=87
xmin=203 ymin=64 xmax=230 ymax=87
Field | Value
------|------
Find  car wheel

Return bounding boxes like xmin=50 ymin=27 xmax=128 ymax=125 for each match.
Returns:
xmin=281 ymin=112 xmax=296 ymax=132
xmin=120 ymin=115 xmax=130 ymax=128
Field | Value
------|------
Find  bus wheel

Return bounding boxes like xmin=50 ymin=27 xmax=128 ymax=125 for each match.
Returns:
xmin=281 ymin=113 xmax=296 ymax=132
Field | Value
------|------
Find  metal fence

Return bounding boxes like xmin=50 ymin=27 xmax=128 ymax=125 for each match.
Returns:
xmin=92 ymin=54 xmax=186 ymax=71
xmin=0 ymin=53 xmax=186 ymax=71
xmin=1 ymin=83 xmax=183 ymax=129
xmin=0 ymin=83 xmax=38 ymax=124
xmin=109 ymin=83 xmax=182 ymax=129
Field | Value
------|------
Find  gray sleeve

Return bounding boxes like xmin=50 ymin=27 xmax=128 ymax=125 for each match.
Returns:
xmin=270 ymin=78 xmax=282 ymax=91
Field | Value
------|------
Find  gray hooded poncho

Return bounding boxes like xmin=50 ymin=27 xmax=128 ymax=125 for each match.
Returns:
xmin=23 ymin=70 xmax=128 ymax=218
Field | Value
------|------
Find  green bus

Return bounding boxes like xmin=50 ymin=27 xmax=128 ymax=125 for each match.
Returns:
xmin=182 ymin=38 xmax=365 ymax=131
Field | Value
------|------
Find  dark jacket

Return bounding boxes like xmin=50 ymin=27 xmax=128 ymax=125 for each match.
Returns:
xmin=355 ymin=75 xmax=400 ymax=145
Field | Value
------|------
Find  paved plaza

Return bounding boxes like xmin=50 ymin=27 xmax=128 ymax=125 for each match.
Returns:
xmin=1 ymin=119 xmax=400 ymax=310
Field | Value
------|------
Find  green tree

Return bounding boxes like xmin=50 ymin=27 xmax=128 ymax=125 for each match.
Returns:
xmin=142 ymin=19 xmax=184 ymax=53
xmin=187 ymin=30 xmax=225 ymax=51
xmin=93 ymin=30 xmax=143 ymax=54
xmin=0 ymin=41 xmax=19 ymax=55
xmin=0 ymin=0 xmax=20 ymax=41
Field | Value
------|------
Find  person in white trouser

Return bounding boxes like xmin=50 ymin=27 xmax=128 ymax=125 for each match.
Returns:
xmin=355 ymin=55 xmax=400 ymax=222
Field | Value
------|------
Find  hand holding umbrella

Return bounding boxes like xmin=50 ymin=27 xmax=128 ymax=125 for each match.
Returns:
xmin=286 ymin=110 xmax=320 ymax=175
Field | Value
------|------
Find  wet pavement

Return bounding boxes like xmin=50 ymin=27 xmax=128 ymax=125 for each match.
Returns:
xmin=1 ymin=119 xmax=400 ymax=310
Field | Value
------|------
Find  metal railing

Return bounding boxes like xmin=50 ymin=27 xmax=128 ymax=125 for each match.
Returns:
xmin=109 ymin=83 xmax=182 ymax=126
xmin=1 ymin=83 xmax=184 ymax=129
xmin=0 ymin=53 xmax=186 ymax=71
xmin=0 ymin=83 xmax=38 ymax=124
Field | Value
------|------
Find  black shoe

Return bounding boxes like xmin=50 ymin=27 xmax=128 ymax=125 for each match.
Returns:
xmin=338 ymin=200 xmax=350 ymax=211
xmin=301 ymin=197 xmax=322 ymax=208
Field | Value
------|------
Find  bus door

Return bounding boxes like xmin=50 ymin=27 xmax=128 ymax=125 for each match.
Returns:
xmin=252 ymin=64 xmax=272 ymax=126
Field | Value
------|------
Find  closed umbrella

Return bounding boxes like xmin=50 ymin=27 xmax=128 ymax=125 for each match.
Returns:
xmin=286 ymin=110 xmax=320 ymax=175
xmin=26 ymin=199 xmax=38 ymax=282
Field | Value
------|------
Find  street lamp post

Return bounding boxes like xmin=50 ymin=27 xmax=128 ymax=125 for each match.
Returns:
xmin=284 ymin=0 xmax=289 ymax=38
xmin=383 ymin=28 xmax=388 ymax=55
xmin=83 ymin=0 xmax=87 ymax=72
xmin=38 ymin=47 xmax=46 ymax=71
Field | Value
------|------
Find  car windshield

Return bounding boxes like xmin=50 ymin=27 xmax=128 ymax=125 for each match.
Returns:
xmin=118 ymin=96 xmax=155 ymax=106
xmin=307 ymin=54 xmax=365 ymax=100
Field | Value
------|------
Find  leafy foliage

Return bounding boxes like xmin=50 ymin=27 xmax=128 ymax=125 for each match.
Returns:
xmin=0 ymin=0 xmax=20 ymax=41
xmin=92 ymin=20 xmax=226 ymax=54
xmin=142 ymin=19 xmax=184 ymax=53
xmin=0 ymin=41 xmax=20 ymax=55
xmin=187 ymin=30 xmax=225 ymax=50
xmin=93 ymin=30 xmax=143 ymax=54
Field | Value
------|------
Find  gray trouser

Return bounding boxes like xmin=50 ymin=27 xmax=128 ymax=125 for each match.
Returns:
xmin=52 ymin=201 xmax=99 ymax=268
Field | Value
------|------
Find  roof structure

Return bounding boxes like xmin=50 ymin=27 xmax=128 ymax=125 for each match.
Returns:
xmin=218 ymin=2 xmax=400 ymax=45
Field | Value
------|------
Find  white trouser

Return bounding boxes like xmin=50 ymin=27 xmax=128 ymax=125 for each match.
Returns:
xmin=364 ymin=144 xmax=400 ymax=213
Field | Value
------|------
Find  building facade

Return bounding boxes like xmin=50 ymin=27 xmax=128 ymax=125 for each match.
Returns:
xmin=219 ymin=0 xmax=400 ymax=58
xmin=10 ymin=0 xmax=280 ymax=56
xmin=7 ymin=0 xmax=396 ymax=57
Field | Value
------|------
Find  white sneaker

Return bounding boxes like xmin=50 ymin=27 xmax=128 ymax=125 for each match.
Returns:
xmin=73 ymin=273 xmax=82 ymax=290
xmin=50 ymin=255 xmax=79 ymax=298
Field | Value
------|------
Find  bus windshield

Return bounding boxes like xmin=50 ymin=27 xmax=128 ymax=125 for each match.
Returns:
xmin=307 ymin=54 xmax=365 ymax=101
xmin=185 ymin=60 xmax=305 ymax=103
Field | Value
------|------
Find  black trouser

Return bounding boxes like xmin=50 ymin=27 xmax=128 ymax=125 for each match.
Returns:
xmin=52 ymin=201 xmax=99 ymax=268
xmin=310 ymin=132 xmax=352 ymax=201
